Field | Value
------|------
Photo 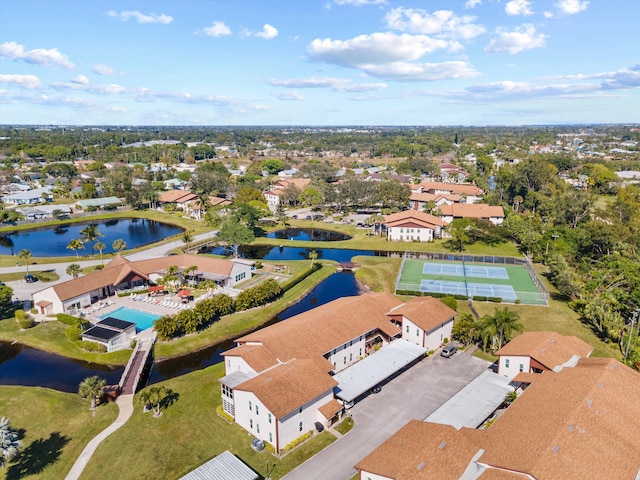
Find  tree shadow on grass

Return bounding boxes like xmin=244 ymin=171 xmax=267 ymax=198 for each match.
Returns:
xmin=6 ymin=432 xmax=69 ymax=480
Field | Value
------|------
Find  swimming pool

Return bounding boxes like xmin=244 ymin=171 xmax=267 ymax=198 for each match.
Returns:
xmin=100 ymin=306 xmax=160 ymax=332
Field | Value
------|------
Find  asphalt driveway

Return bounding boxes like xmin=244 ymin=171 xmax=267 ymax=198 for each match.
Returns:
xmin=283 ymin=350 xmax=490 ymax=480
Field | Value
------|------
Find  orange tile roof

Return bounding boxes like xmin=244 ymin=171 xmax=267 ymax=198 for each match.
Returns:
xmin=236 ymin=293 xmax=402 ymax=369
xmin=481 ymin=358 xmax=640 ymax=479
xmin=386 ymin=297 xmax=457 ymax=332
xmin=495 ymin=332 xmax=594 ymax=371
xmin=355 ymin=420 xmax=484 ymax=480
xmin=221 ymin=344 xmax=279 ymax=372
xmin=318 ymin=399 xmax=343 ymax=419
xmin=235 ymin=359 xmax=337 ymax=418
xmin=158 ymin=190 xmax=198 ymax=203
xmin=416 ymin=181 xmax=484 ymax=196
xmin=384 ymin=210 xmax=446 ymax=228
xmin=274 ymin=178 xmax=310 ymax=190
xmin=438 ymin=203 xmax=505 ymax=219
xmin=409 ymin=192 xmax=462 ymax=203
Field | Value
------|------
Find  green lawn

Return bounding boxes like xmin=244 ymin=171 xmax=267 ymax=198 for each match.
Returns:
xmin=0 ymin=386 xmax=119 ymax=480
xmin=80 ymin=363 xmax=337 ymax=480
xmin=354 ymin=255 xmax=402 ymax=292
xmin=0 ymin=270 xmax=60 ymax=283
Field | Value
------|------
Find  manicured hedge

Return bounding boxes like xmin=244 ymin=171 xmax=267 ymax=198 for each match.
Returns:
xmin=57 ymin=313 xmax=83 ymax=325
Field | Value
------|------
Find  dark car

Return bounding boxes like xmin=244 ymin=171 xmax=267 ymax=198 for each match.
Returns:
xmin=371 ymin=384 xmax=381 ymax=394
xmin=305 ymin=215 xmax=312 ymax=220
xmin=291 ymin=214 xmax=298 ymax=219
xmin=441 ymin=345 xmax=457 ymax=358
xmin=24 ymin=274 xmax=38 ymax=283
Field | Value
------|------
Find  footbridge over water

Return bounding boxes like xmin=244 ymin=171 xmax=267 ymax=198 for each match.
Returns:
xmin=119 ymin=330 xmax=156 ymax=395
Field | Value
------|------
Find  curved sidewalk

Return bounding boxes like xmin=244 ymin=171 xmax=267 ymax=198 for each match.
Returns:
xmin=64 ymin=394 xmax=134 ymax=480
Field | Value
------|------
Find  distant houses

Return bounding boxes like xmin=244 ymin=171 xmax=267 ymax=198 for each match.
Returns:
xmin=384 ymin=210 xmax=446 ymax=242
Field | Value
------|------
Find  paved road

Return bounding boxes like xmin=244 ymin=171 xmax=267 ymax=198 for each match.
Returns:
xmin=283 ymin=351 xmax=490 ymax=480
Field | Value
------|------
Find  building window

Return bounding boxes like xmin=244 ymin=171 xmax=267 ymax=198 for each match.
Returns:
xmin=257 ymin=424 xmax=260 ymax=433
xmin=268 ymin=413 xmax=272 ymax=424
xmin=519 ymin=364 xmax=524 ymax=372
xmin=349 ymin=353 xmax=352 ymax=361
xmin=505 ymin=359 xmax=510 ymax=368
xmin=406 ymin=325 xmax=409 ymax=333
xmin=344 ymin=356 xmax=346 ymax=365
xmin=221 ymin=385 xmax=233 ymax=399
xmin=227 ymin=359 xmax=230 ymax=367
xmin=333 ymin=362 xmax=336 ymax=369
xmin=416 ymin=328 xmax=419 ymax=336
xmin=250 ymin=419 xmax=253 ymax=429
xmin=299 ymin=421 xmax=303 ymax=432
xmin=299 ymin=407 xmax=302 ymax=414
xmin=256 ymin=405 xmax=259 ymax=415
xmin=269 ymin=432 xmax=272 ymax=443
xmin=249 ymin=401 xmax=252 ymax=411
xmin=359 ymin=348 xmax=362 ymax=356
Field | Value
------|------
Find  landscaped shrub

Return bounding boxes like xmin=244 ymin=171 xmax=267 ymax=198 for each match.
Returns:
xmin=154 ymin=315 xmax=184 ymax=341
xmin=215 ymin=405 xmax=235 ymax=423
xmin=194 ymin=294 xmax=235 ymax=328
xmin=15 ymin=309 xmax=28 ymax=321
xmin=17 ymin=315 xmax=35 ymax=329
xmin=473 ymin=295 xmax=488 ymax=302
xmin=235 ymin=278 xmax=283 ymax=311
xmin=57 ymin=313 xmax=83 ymax=325
xmin=488 ymin=297 xmax=502 ymax=303
xmin=439 ymin=295 xmax=458 ymax=311
xmin=65 ymin=323 xmax=85 ymax=342
xmin=284 ymin=430 xmax=314 ymax=452
xmin=282 ymin=262 xmax=321 ymax=292
xmin=75 ymin=340 xmax=107 ymax=352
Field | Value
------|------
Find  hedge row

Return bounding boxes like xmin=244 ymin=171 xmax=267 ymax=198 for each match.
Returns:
xmin=57 ymin=313 xmax=84 ymax=325
xmin=395 ymin=290 xmax=469 ymax=301
xmin=283 ymin=430 xmax=314 ymax=454
xmin=282 ymin=263 xmax=322 ymax=292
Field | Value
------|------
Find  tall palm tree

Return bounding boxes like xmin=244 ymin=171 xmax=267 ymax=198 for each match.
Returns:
xmin=138 ymin=386 xmax=170 ymax=417
xmin=181 ymin=231 xmax=193 ymax=252
xmin=66 ymin=263 xmax=82 ymax=278
xmin=183 ymin=265 xmax=198 ymax=287
xmin=480 ymin=307 xmax=524 ymax=351
xmin=0 ymin=416 xmax=21 ymax=469
xmin=78 ymin=375 xmax=106 ymax=409
xmin=80 ymin=224 xmax=103 ymax=256
xmin=309 ymin=249 xmax=318 ymax=269
xmin=17 ymin=249 xmax=31 ymax=274
xmin=368 ymin=213 xmax=385 ymax=236
xmin=112 ymin=238 xmax=127 ymax=254
xmin=94 ymin=241 xmax=106 ymax=264
xmin=66 ymin=238 xmax=86 ymax=257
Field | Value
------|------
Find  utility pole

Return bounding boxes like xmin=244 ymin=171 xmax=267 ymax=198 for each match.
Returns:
xmin=624 ymin=308 xmax=640 ymax=358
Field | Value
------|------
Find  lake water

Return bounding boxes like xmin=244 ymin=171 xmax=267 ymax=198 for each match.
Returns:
xmin=265 ymin=227 xmax=351 ymax=242
xmin=203 ymin=244 xmax=379 ymax=262
xmin=0 ymin=271 xmax=362 ymax=391
xmin=0 ymin=218 xmax=183 ymax=257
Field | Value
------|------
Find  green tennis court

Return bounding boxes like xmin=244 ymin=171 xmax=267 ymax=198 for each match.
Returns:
xmin=397 ymin=258 xmax=546 ymax=305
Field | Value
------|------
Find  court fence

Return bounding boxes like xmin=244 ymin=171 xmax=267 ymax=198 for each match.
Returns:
xmin=394 ymin=251 xmax=549 ymax=306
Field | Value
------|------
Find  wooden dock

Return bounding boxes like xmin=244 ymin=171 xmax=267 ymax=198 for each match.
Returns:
xmin=119 ymin=331 xmax=156 ymax=395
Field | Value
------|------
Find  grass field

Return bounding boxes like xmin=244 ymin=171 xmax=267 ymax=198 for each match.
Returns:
xmin=0 ymin=386 xmax=118 ymax=480
xmin=397 ymin=259 xmax=544 ymax=304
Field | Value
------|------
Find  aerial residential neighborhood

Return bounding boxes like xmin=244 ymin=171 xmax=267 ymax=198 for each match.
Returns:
xmin=1 ymin=0 xmax=640 ymax=478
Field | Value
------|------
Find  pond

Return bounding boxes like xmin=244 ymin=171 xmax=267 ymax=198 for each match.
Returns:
xmin=0 ymin=218 xmax=184 ymax=257
xmin=0 ymin=340 xmax=123 ymax=393
xmin=0 ymin=272 xmax=363 ymax=391
xmin=265 ymin=227 xmax=351 ymax=242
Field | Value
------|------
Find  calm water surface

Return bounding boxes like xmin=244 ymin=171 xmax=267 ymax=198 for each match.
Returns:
xmin=0 ymin=218 xmax=183 ymax=257
xmin=265 ymin=227 xmax=351 ymax=242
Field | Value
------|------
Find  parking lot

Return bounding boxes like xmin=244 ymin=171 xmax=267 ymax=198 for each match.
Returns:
xmin=283 ymin=350 xmax=490 ymax=480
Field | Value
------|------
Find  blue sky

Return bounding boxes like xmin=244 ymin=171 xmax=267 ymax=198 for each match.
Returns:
xmin=0 ymin=0 xmax=638 ymax=126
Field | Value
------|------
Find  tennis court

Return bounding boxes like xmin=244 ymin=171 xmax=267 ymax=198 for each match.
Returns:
xmin=419 ymin=280 xmax=518 ymax=301
xmin=422 ymin=262 xmax=509 ymax=279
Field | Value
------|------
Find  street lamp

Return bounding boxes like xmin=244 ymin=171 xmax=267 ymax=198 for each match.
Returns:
xmin=266 ymin=461 xmax=276 ymax=480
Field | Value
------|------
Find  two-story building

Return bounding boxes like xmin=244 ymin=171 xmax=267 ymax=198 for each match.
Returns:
xmin=384 ymin=210 xmax=446 ymax=242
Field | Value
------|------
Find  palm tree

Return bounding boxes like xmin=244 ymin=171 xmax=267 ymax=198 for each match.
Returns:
xmin=0 ymin=416 xmax=21 ymax=469
xmin=368 ymin=213 xmax=385 ymax=236
xmin=66 ymin=238 xmax=86 ymax=257
xmin=184 ymin=265 xmax=198 ymax=287
xmin=480 ymin=307 xmax=524 ymax=352
xmin=138 ymin=386 xmax=171 ymax=417
xmin=112 ymin=238 xmax=127 ymax=254
xmin=181 ymin=231 xmax=193 ymax=252
xmin=66 ymin=263 xmax=82 ymax=278
xmin=308 ymin=249 xmax=318 ymax=269
xmin=78 ymin=375 xmax=106 ymax=409
xmin=94 ymin=241 xmax=106 ymax=264
xmin=17 ymin=249 xmax=31 ymax=274
xmin=80 ymin=224 xmax=103 ymax=256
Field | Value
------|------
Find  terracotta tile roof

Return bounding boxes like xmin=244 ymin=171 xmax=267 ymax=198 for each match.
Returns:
xmin=274 ymin=178 xmax=310 ymax=190
xmin=477 ymin=469 xmax=530 ymax=479
xmin=438 ymin=203 xmax=505 ymax=219
xmin=384 ymin=210 xmax=446 ymax=229
xmin=386 ymin=297 xmax=457 ymax=332
xmin=158 ymin=190 xmax=197 ymax=203
xmin=355 ymin=358 xmax=640 ymax=480
xmin=415 ymin=181 xmax=484 ymax=196
xmin=128 ymin=254 xmax=234 ymax=277
xmin=318 ymin=399 xmax=343 ymax=419
xmin=221 ymin=344 xmax=279 ymax=372
xmin=495 ymin=332 xmax=594 ymax=371
xmin=409 ymin=192 xmax=462 ymax=203
xmin=236 ymin=292 xmax=403 ymax=369
xmin=355 ymin=420 xmax=484 ymax=480
xmin=235 ymin=359 xmax=337 ymax=418
xmin=481 ymin=358 xmax=640 ymax=479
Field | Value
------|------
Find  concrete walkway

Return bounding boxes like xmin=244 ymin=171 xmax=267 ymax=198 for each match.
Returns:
xmin=64 ymin=394 xmax=134 ymax=480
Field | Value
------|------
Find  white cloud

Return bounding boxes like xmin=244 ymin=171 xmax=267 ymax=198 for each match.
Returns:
xmin=269 ymin=76 xmax=387 ymax=92
xmin=0 ymin=74 xmax=42 ymax=89
xmin=333 ymin=0 xmax=387 ymax=5
xmin=485 ymin=24 xmax=547 ymax=54
xmin=505 ymin=0 xmax=533 ymax=16
xmin=555 ymin=0 xmax=589 ymax=14
xmin=308 ymin=32 xmax=454 ymax=68
xmin=203 ymin=21 xmax=232 ymax=37
xmin=92 ymin=64 xmax=117 ymax=75
xmin=384 ymin=7 xmax=485 ymax=39
xmin=71 ymin=75 xmax=89 ymax=85
xmin=254 ymin=24 xmax=279 ymax=40
xmin=0 ymin=41 xmax=75 ymax=68
xmin=361 ymin=61 xmax=480 ymax=82
xmin=272 ymin=91 xmax=304 ymax=101
xmin=545 ymin=64 xmax=640 ymax=89
xmin=107 ymin=10 xmax=173 ymax=24
xmin=465 ymin=0 xmax=482 ymax=8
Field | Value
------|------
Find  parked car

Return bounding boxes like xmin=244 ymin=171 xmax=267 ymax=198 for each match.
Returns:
xmin=24 ymin=274 xmax=38 ymax=283
xmin=305 ymin=215 xmax=312 ymax=220
xmin=441 ymin=345 xmax=457 ymax=358
xmin=291 ymin=214 xmax=298 ymax=219
xmin=371 ymin=384 xmax=381 ymax=394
